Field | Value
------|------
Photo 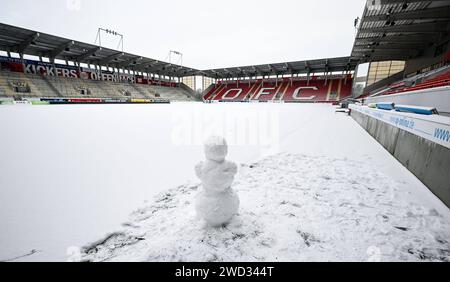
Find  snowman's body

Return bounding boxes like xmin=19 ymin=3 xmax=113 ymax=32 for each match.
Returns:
xmin=195 ymin=136 xmax=240 ymax=227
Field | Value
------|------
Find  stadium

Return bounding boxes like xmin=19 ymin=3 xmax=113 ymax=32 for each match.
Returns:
xmin=0 ymin=0 xmax=449 ymax=265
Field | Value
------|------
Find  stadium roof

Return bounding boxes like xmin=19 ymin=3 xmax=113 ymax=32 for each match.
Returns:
xmin=0 ymin=23 xmax=198 ymax=77
xmin=199 ymin=57 xmax=359 ymax=79
xmin=2 ymin=0 xmax=448 ymax=80
xmin=351 ymin=0 xmax=450 ymax=63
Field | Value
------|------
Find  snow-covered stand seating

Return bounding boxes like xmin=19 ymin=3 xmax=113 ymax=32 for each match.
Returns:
xmin=349 ymin=104 xmax=450 ymax=208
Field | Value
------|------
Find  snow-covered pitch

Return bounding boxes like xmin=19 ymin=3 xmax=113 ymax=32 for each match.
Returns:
xmin=0 ymin=103 xmax=449 ymax=262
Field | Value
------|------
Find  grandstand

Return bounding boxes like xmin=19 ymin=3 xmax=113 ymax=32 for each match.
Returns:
xmin=199 ymin=1 xmax=450 ymax=109
xmin=204 ymin=75 xmax=353 ymax=102
xmin=0 ymin=68 xmax=196 ymax=101
xmin=201 ymin=57 xmax=357 ymax=103
xmin=362 ymin=64 xmax=450 ymax=97
xmin=200 ymin=2 xmax=449 ymax=109
xmin=0 ymin=23 xmax=198 ymax=102
xmin=350 ymin=0 xmax=450 ymax=114
xmin=0 ymin=69 xmax=197 ymax=102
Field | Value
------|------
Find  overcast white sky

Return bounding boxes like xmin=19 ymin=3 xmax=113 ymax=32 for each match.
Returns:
xmin=0 ymin=0 xmax=366 ymax=70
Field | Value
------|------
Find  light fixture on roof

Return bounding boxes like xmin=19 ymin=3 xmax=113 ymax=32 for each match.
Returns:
xmin=95 ymin=28 xmax=124 ymax=52
xmin=167 ymin=50 xmax=183 ymax=67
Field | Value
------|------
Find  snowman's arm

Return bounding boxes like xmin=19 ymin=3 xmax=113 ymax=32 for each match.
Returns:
xmin=225 ymin=161 xmax=238 ymax=175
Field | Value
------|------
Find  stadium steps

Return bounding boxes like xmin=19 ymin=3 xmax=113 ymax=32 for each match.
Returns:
xmin=86 ymin=80 xmax=119 ymax=98
xmin=135 ymin=84 xmax=194 ymax=101
xmin=274 ymin=83 xmax=285 ymax=101
xmin=46 ymin=76 xmax=81 ymax=97
xmin=0 ymin=70 xmax=197 ymax=101
xmin=0 ymin=72 xmax=14 ymax=97
xmin=41 ymin=75 xmax=63 ymax=97
xmin=152 ymin=85 xmax=184 ymax=101
xmin=129 ymin=83 xmax=151 ymax=98
xmin=27 ymin=78 xmax=49 ymax=97
xmin=132 ymin=84 xmax=156 ymax=98
xmin=179 ymin=83 xmax=200 ymax=101
xmin=209 ymin=84 xmax=226 ymax=100
xmin=104 ymin=82 xmax=130 ymax=98
xmin=249 ymin=81 xmax=263 ymax=101
xmin=202 ymin=84 xmax=215 ymax=101
xmin=243 ymin=82 xmax=255 ymax=101
xmin=172 ymin=87 xmax=195 ymax=101
xmin=0 ymin=71 xmax=41 ymax=97
xmin=118 ymin=82 xmax=148 ymax=98
xmin=263 ymin=82 xmax=284 ymax=101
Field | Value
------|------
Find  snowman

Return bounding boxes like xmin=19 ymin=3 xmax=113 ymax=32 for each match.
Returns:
xmin=195 ymin=136 xmax=240 ymax=227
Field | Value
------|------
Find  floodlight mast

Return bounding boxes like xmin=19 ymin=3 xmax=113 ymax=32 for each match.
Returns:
xmin=95 ymin=28 xmax=124 ymax=52
xmin=168 ymin=50 xmax=183 ymax=67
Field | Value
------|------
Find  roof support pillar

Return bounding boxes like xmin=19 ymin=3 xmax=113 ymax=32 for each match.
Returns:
xmin=99 ymin=65 xmax=104 ymax=80
xmin=20 ymin=53 xmax=25 ymax=74
xmin=76 ymin=61 xmax=82 ymax=76
xmin=352 ymin=64 xmax=360 ymax=98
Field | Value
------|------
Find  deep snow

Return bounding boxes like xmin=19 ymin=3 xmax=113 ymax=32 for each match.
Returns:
xmin=0 ymin=103 xmax=449 ymax=262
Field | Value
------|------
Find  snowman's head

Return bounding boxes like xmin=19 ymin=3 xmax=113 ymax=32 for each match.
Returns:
xmin=204 ymin=135 xmax=228 ymax=162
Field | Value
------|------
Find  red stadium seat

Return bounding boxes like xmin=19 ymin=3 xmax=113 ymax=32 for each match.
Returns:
xmin=384 ymin=69 xmax=450 ymax=95
xmin=204 ymin=76 xmax=353 ymax=103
